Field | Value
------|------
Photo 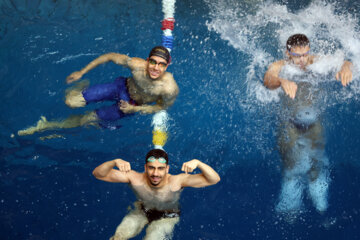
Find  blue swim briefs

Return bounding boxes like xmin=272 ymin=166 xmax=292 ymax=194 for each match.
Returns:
xmin=82 ymin=77 xmax=136 ymax=121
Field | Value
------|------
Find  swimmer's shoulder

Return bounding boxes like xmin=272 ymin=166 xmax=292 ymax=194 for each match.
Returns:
xmin=160 ymin=72 xmax=179 ymax=96
xmin=265 ymin=60 xmax=286 ymax=77
xmin=128 ymin=57 xmax=147 ymax=70
xmin=308 ymin=55 xmax=316 ymax=64
xmin=168 ymin=174 xmax=185 ymax=191
xmin=271 ymin=60 xmax=286 ymax=69
xmin=127 ymin=171 xmax=145 ymax=185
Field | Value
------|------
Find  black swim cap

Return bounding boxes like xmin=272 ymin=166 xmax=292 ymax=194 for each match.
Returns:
xmin=149 ymin=46 xmax=171 ymax=64
xmin=145 ymin=149 xmax=169 ymax=164
xmin=286 ymin=34 xmax=310 ymax=51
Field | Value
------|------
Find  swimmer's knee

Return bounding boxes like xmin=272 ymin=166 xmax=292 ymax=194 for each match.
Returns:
xmin=80 ymin=112 xmax=99 ymax=126
xmin=145 ymin=218 xmax=178 ymax=240
xmin=65 ymin=90 xmax=86 ymax=108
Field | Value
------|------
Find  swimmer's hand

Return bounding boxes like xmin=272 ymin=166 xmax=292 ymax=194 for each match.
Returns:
xmin=66 ymin=71 xmax=83 ymax=84
xmin=114 ymin=159 xmax=131 ymax=172
xmin=336 ymin=61 xmax=353 ymax=87
xmin=119 ymin=101 xmax=156 ymax=114
xmin=181 ymin=159 xmax=200 ymax=174
xmin=280 ymin=78 xmax=298 ymax=99
xmin=119 ymin=100 xmax=136 ymax=114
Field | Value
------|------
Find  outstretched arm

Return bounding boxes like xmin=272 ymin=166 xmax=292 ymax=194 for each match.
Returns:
xmin=336 ymin=60 xmax=353 ymax=86
xmin=92 ymin=159 xmax=134 ymax=183
xmin=180 ymin=159 xmax=220 ymax=188
xmin=66 ymin=53 xmax=131 ymax=84
xmin=264 ymin=60 xmax=298 ymax=99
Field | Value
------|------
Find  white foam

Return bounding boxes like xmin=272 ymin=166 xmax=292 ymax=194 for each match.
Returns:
xmin=151 ymin=110 xmax=169 ymax=131
xmin=206 ymin=0 xmax=360 ymax=104
xmin=276 ymin=177 xmax=304 ymax=213
xmin=308 ymin=170 xmax=330 ymax=212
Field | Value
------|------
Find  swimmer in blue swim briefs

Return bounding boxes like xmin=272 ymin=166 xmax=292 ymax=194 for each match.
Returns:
xmin=18 ymin=46 xmax=179 ymax=135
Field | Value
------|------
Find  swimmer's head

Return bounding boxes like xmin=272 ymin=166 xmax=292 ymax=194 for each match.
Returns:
xmin=147 ymin=46 xmax=170 ymax=80
xmin=286 ymin=34 xmax=311 ymax=69
xmin=145 ymin=149 xmax=169 ymax=186
xmin=149 ymin=46 xmax=171 ymax=64
xmin=145 ymin=149 xmax=169 ymax=164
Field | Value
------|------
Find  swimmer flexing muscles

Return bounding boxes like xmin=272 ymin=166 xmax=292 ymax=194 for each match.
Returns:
xmin=264 ymin=34 xmax=353 ymax=214
xmin=18 ymin=46 xmax=179 ymax=135
xmin=93 ymin=149 xmax=220 ymax=240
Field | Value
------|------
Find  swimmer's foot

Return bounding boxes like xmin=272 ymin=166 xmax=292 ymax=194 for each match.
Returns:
xmin=18 ymin=116 xmax=49 ymax=136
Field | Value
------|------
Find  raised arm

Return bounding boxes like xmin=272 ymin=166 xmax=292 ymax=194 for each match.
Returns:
xmin=264 ymin=60 xmax=297 ymax=99
xmin=92 ymin=158 xmax=135 ymax=183
xmin=336 ymin=60 xmax=353 ymax=87
xmin=66 ymin=53 xmax=131 ymax=84
xmin=180 ymin=159 xmax=220 ymax=188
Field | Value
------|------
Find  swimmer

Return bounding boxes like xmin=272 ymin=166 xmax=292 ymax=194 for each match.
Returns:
xmin=263 ymin=34 xmax=351 ymax=214
xmin=18 ymin=46 xmax=179 ymax=136
xmin=92 ymin=149 xmax=220 ymax=240
xmin=264 ymin=34 xmax=353 ymax=99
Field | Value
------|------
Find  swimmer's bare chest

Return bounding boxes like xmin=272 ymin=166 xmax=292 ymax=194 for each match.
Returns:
xmin=127 ymin=74 xmax=164 ymax=104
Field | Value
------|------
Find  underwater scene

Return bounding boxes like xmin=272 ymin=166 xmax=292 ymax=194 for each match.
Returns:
xmin=1 ymin=0 xmax=360 ymax=239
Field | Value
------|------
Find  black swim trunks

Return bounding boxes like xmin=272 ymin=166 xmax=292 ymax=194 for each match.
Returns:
xmin=140 ymin=203 xmax=180 ymax=223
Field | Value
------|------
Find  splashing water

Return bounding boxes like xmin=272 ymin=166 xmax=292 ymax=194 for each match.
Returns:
xmin=206 ymin=0 xmax=360 ymax=105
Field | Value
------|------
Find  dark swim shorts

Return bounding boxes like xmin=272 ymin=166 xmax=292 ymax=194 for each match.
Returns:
xmin=82 ymin=77 xmax=137 ymax=121
xmin=140 ymin=203 xmax=180 ymax=223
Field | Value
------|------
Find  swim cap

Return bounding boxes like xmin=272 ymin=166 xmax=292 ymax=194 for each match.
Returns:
xmin=145 ymin=149 xmax=169 ymax=164
xmin=286 ymin=34 xmax=310 ymax=51
xmin=149 ymin=46 xmax=171 ymax=64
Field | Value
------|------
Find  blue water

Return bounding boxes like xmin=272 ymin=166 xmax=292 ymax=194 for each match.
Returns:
xmin=1 ymin=0 xmax=360 ymax=239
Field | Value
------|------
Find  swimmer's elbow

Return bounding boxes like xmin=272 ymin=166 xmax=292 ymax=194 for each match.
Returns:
xmin=264 ymin=74 xmax=280 ymax=89
xmin=214 ymin=175 xmax=221 ymax=184
xmin=208 ymin=174 xmax=221 ymax=186
xmin=92 ymin=169 xmax=105 ymax=179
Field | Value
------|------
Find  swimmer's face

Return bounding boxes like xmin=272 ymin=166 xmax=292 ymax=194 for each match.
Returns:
xmin=287 ymin=45 xmax=311 ymax=69
xmin=145 ymin=159 xmax=169 ymax=186
xmin=147 ymin=56 xmax=168 ymax=80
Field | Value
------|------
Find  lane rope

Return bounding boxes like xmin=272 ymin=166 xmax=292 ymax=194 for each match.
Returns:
xmin=152 ymin=0 xmax=176 ymax=150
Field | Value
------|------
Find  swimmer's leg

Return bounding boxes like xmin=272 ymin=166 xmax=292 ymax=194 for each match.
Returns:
xmin=276 ymin=176 xmax=304 ymax=213
xmin=144 ymin=217 xmax=179 ymax=240
xmin=67 ymin=77 xmax=128 ymax=108
xmin=308 ymin=154 xmax=330 ymax=213
xmin=110 ymin=205 xmax=149 ymax=240
xmin=65 ymin=80 xmax=89 ymax=108
xmin=17 ymin=112 xmax=99 ymax=136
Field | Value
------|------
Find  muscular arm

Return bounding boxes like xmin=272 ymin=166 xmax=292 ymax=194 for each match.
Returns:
xmin=180 ymin=159 xmax=220 ymax=188
xmin=92 ymin=159 xmax=136 ymax=183
xmin=66 ymin=53 xmax=131 ymax=83
xmin=264 ymin=60 xmax=297 ymax=99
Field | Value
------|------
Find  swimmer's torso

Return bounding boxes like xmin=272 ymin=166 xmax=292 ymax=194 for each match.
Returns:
xmin=127 ymin=67 xmax=177 ymax=105
xmin=130 ymin=182 xmax=182 ymax=211
xmin=279 ymin=64 xmax=321 ymax=112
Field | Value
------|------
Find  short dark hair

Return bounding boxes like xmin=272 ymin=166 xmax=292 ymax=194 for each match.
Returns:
xmin=145 ymin=149 xmax=169 ymax=164
xmin=286 ymin=34 xmax=310 ymax=51
xmin=149 ymin=46 xmax=171 ymax=64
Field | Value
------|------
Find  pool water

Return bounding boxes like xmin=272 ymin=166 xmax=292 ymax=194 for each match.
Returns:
xmin=1 ymin=0 xmax=360 ymax=239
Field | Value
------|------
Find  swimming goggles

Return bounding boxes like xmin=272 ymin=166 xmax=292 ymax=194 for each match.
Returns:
xmin=148 ymin=58 xmax=167 ymax=68
xmin=288 ymin=50 xmax=310 ymax=57
xmin=147 ymin=156 xmax=167 ymax=164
